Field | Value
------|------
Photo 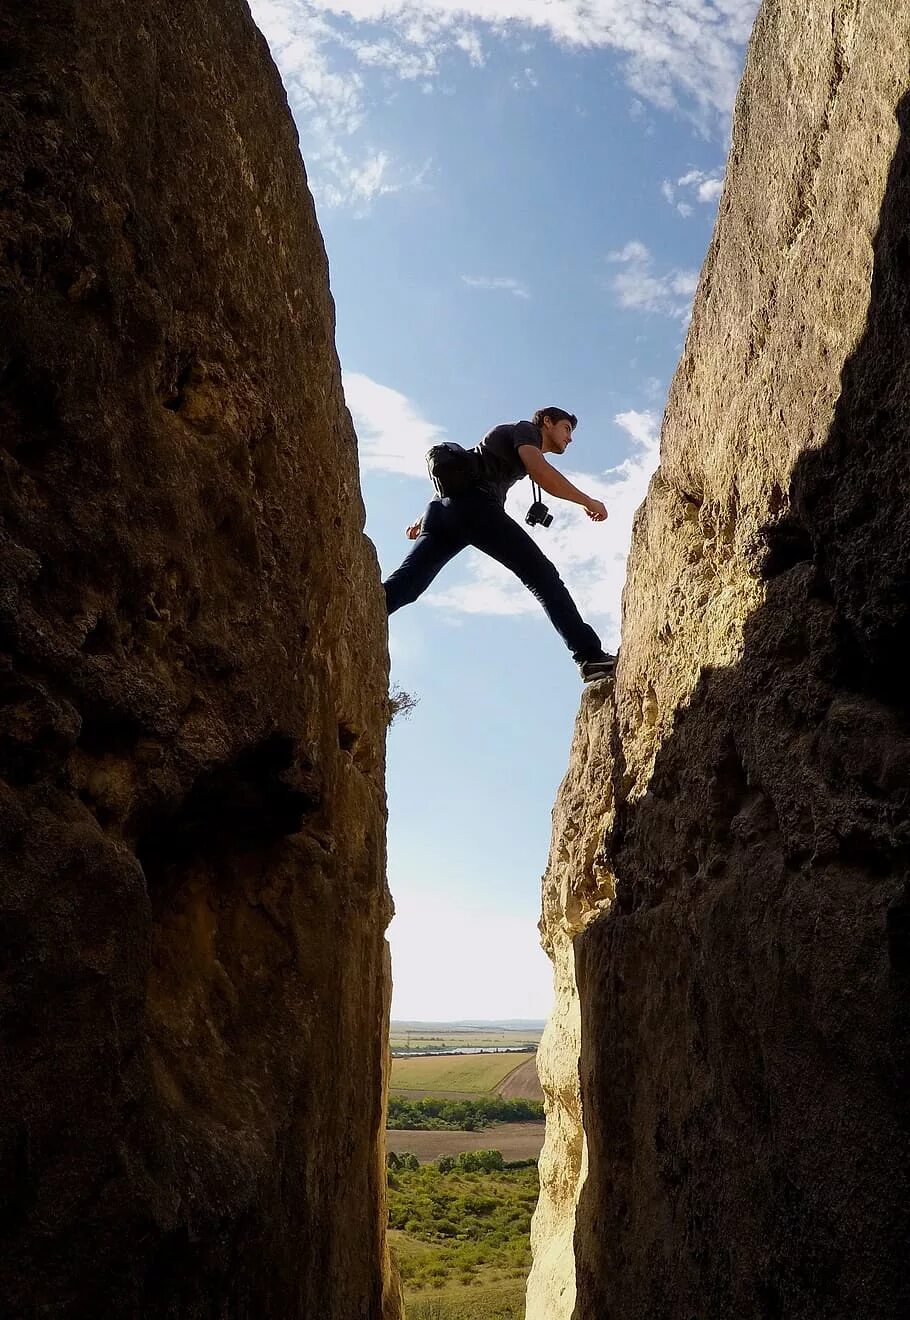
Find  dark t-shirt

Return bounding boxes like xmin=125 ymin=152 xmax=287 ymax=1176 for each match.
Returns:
xmin=471 ymin=420 xmax=542 ymax=504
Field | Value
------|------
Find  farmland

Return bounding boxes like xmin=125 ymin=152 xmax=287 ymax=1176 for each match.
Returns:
xmin=387 ymin=1123 xmax=545 ymax=1165
xmin=497 ymin=1058 xmax=542 ymax=1101
xmin=390 ymin=1052 xmax=538 ymax=1097
xmin=387 ymin=1024 xmax=546 ymax=1317
xmin=390 ymin=1022 xmax=543 ymax=1054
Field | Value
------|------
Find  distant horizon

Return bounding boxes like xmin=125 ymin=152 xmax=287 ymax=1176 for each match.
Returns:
xmin=391 ymin=1018 xmax=546 ymax=1029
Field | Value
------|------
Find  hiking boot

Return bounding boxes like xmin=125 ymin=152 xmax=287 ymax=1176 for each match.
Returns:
xmin=579 ymin=653 xmax=617 ymax=683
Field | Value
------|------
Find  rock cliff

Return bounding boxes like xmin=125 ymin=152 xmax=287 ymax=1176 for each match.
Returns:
xmin=530 ymin=2 xmax=910 ymax=1317
xmin=0 ymin=2 xmax=398 ymax=1316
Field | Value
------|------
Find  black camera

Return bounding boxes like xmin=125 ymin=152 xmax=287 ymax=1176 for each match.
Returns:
xmin=525 ymin=499 xmax=553 ymax=529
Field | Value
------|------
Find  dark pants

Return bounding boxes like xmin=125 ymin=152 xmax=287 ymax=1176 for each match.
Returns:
xmin=383 ymin=493 xmax=606 ymax=664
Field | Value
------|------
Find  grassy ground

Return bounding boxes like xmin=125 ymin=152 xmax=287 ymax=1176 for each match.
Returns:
xmin=388 ymin=1160 xmax=537 ymax=1313
xmin=405 ymin=1280 xmax=526 ymax=1318
xmin=390 ymin=1053 xmax=535 ymax=1095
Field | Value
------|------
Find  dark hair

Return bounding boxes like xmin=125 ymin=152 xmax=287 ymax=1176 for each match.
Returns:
xmin=532 ymin=407 xmax=577 ymax=430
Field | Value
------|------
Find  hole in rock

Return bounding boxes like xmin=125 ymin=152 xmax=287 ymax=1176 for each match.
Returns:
xmin=337 ymin=721 xmax=359 ymax=752
xmin=758 ymin=517 xmax=814 ymax=578
xmin=136 ymin=731 xmax=320 ymax=898
xmin=78 ymin=703 xmax=145 ymax=758
xmin=162 ymin=357 xmax=195 ymax=412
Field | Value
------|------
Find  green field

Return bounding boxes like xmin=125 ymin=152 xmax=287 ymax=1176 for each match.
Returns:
xmin=388 ymin=1155 xmax=536 ymax=1318
xmin=390 ymin=1053 xmax=535 ymax=1096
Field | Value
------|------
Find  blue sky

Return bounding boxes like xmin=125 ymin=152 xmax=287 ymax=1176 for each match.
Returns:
xmin=250 ymin=0 xmax=759 ymax=1019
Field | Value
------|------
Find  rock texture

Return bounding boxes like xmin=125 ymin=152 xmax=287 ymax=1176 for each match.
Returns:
xmin=531 ymin=3 xmax=910 ymax=1317
xmin=528 ymin=682 xmax=615 ymax=1320
xmin=0 ymin=3 xmax=398 ymax=1317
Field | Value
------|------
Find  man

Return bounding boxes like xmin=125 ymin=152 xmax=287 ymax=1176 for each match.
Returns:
xmin=383 ymin=407 xmax=616 ymax=682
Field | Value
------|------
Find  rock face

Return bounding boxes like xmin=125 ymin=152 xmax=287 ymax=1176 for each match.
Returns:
xmin=0 ymin=3 xmax=398 ymax=1317
xmin=531 ymin=3 xmax=910 ymax=1317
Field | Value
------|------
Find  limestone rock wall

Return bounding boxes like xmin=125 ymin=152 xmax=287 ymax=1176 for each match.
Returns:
xmin=532 ymin=3 xmax=910 ymax=1317
xmin=527 ymin=684 xmax=614 ymax=1320
xmin=0 ymin=3 xmax=398 ymax=1316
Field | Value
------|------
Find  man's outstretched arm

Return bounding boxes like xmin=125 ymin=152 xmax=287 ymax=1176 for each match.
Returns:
xmin=518 ymin=445 xmax=607 ymax=521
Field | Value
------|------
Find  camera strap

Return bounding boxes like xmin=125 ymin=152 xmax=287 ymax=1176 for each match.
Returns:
xmin=531 ymin=479 xmax=542 ymax=504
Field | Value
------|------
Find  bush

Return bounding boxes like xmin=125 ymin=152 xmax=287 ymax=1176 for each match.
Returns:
xmin=387 ymin=1158 xmax=538 ymax=1305
xmin=387 ymin=1150 xmax=420 ymax=1172
xmin=387 ymin=684 xmax=418 ymax=726
xmin=452 ymin=1150 xmax=504 ymax=1173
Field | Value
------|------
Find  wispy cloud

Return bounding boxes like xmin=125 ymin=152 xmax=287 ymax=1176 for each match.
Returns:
xmin=345 ymin=371 xmax=445 ymax=478
xmin=607 ymin=240 xmax=698 ymax=320
xmin=351 ymin=36 xmax=439 ymax=78
xmin=454 ymin=28 xmax=486 ymax=66
xmin=662 ymin=167 xmax=726 ymax=216
xmin=461 ymin=275 xmax=530 ymax=300
xmin=510 ymin=66 xmax=539 ymax=90
xmin=249 ymin=0 xmax=760 ymax=209
xmin=428 ymin=409 xmax=661 ymax=649
xmin=292 ymin=0 xmax=759 ymax=125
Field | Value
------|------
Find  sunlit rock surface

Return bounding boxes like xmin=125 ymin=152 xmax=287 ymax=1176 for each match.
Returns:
xmin=531 ymin=2 xmax=910 ymax=1316
xmin=0 ymin=2 xmax=399 ymax=1316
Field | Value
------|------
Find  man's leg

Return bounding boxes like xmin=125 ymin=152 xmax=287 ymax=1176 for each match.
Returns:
xmin=383 ymin=499 xmax=467 ymax=613
xmin=468 ymin=505 xmax=609 ymax=663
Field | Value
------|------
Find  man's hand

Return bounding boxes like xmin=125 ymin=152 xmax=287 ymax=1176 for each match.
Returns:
xmin=520 ymin=446 xmax=609 ymax=522
xmin=406 ymin=519 xmax=423 ymax=540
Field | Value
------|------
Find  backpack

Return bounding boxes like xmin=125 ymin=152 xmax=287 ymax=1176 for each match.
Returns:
xmin=425 ymin=442 xmax=480 ymax=497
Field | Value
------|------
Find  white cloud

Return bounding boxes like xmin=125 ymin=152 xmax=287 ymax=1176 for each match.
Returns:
xmin=291 ymin=0 xmax=759 ymax=125
xmin=608 ymin=240 xmax=698 ymax=320
xmin=510 ymin=66 xmax=539 ymax=89
xmin=345 ymin=371 xmax=445 ymax=477
xmin=428 ymin=409 xmax=661 ymax=650
xmin=249 ymin=0 xmax=760 ymax=208
xmin=352 ymin=36 xmax=439 ymax=77
xmin=662 ymin=166 xmax=726 ymax=215
xmin=461 ymin=275 xmax=531 ymax=299
xmin=454 ymin=28 xmax=486 ymax=65
xmin=248 ymin=0 xmax=400 ymax=209
xmin=250 ymin=1 xmax=363 ymax=132
xmin=326 ymin=149 xmax=432 ymax=211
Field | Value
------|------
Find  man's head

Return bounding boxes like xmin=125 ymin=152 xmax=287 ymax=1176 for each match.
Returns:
xmin=532 ymin=407 xmax=577 ymax=455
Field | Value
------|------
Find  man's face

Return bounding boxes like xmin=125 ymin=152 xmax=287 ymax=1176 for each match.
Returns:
xmin=544 ymin=416 xmax=574 ymax=454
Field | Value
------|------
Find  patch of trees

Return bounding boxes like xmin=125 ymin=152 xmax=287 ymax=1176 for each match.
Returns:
xmin=388 ymin=1149 xmax=519 ymax=1175
xmin=387 ymin=1095 xmax=543 ymax=1130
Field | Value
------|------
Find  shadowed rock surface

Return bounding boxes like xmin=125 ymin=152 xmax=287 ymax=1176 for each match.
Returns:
xmin=530 ymin=3 xmax=910 ymax=1318
xmin=0 ymin=2 xmax=399 ymax=1316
